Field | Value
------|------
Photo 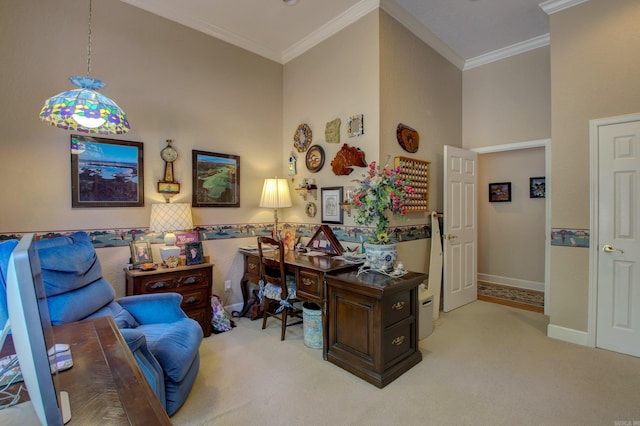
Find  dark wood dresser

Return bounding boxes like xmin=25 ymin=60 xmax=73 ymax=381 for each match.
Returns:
xmin=325 ymin=270 xmax=427 ymax=388
xmin=125 ymin=263 xmax=213 ymax=337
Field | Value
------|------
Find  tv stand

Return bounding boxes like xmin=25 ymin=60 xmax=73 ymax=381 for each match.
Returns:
xmin=0 ymin=317 xmax=171 ymax=425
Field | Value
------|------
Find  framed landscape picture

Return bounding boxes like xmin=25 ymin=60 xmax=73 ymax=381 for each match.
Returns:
xmin=192 ymin=150 xmax=240 ymax=207
xmin=488 ymin=182 xmax=511 ymax=202
xmin=71 ymin=135 xmax=144 ymax=208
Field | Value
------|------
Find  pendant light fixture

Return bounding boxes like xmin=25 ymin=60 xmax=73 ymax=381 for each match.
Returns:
xmin=39 ymin=0 xmax=130 ymax=135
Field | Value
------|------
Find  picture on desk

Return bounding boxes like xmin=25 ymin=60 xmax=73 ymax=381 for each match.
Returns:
xmin=185 ymin=242 xmax=205 ymax=265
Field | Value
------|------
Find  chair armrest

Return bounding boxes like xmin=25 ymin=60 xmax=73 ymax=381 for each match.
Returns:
xmin=117 ymin=293 xmax=188 ymax=325
xmin=119 ymin=328 xmax=166 ymax=410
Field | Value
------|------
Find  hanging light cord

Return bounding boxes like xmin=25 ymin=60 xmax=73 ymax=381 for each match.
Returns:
xmin=86 ymin=0 xmax=93 ymax=76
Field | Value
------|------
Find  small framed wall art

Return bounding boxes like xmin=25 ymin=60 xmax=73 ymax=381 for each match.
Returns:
xmin=489 ymin=182 xmax=512 ymax=202
xmin=321 ymin=186 xmax=343 ymax=224
xmin=347 ymin=114 xmax=364 ymax=137
xmin=529 ymin=177 xmax=545 ymax=198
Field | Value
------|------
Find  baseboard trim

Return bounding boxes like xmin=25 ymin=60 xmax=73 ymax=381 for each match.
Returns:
xmin=477 ymin=273 xmax=544 ymax=292
xmin=547 ymin=324 xmax=590 ymax=347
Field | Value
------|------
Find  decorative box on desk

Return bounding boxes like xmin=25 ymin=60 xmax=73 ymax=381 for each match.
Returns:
xmin=125 ymin=263 xmax=213 ymax=337
xmin=325 ymin=270 xmax=427 ymax=388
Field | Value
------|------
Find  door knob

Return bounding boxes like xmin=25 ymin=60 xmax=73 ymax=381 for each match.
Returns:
xmin=445 ymin=234 xmax=458 ymax=240
xmin=602 ymin=244 xmax=624 ymax=254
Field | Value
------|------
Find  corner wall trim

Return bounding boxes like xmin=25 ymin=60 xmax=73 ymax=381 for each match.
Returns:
xmin=547 ymin=324 xmax=591 ymax=347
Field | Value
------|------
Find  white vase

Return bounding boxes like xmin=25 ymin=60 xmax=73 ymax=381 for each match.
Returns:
xmin=364 ymin=243 xmax=398 ymax=272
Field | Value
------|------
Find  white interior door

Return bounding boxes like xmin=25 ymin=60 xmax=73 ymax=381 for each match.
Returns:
xmin=595 ymin=118 xmax=640 ymax=357
xmin=443 ymin=145 xmax=478 ymax=312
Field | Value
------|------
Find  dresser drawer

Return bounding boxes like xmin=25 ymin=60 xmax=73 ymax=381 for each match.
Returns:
xmin=296 ymin=268 xmax=321 ymax=299
xmin=382 ymin=291 xmax=412 ymax=327
xmin=383 ymin=319 xmax=415 ymax=365
xmin=138 ymin=270 xmax=208 ymax=293
xmin=180 ymin=288 xmax=209 ymax=310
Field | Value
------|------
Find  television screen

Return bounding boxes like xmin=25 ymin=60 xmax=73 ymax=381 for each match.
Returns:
xmin=3 ymin=233 xmax=70 ymax=425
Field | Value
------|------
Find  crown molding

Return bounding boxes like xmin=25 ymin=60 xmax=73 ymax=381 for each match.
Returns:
xmin=464 ymin=33 xmax=550 ymax=70
xmin=539 ymin=0 xmax=589 ymax=15
xmin=381 ymin=0 xmax=465 ymax=70
xmin=121 ymin=0 xmax=283 ymax=63
xmin=282 ymin=0 xmax=380 ymax=63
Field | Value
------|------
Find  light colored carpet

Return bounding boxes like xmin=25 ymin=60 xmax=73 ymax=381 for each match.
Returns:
xmin=171 ymin=301 xmax=640 ymax=426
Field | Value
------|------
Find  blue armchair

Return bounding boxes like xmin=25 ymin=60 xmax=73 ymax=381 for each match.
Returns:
xmin=0 ymin=232 xmax=202 ymax=416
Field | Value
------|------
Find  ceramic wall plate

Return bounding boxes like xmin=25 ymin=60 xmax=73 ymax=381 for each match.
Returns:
xmin=293 ymin=123 xmax=312 ymax=152
xmin=305 ymin=144 xmax=325 ymax=173
xmin=396 ymin=123 xmax=419 ymax=153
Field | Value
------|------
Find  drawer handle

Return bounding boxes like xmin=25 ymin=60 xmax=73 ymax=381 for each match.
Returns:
xmin=391 ymin=336 xmax=405 ymax=346
xmin=392 ymin=301 xmax=406 ymax=311
xmin=182 ymin=277 xmax=200 ymax=285
xmin=151 ymin=281 xmax=170 ymax=289
xmin=185 ymin=296 xmax=198 ymax=305
xmin=301 ymin=277 xmax=314 ymax=286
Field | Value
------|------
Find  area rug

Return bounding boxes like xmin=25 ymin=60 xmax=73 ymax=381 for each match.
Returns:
xmin=477 ymin=281 xmax=544 ymax=313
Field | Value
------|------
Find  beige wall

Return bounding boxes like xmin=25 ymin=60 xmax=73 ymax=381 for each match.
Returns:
xmin=477 ymin=148 xmax=545 ymax=285
xmin=0 ymin=0 xmax=283 ymax=302
xmin=463 ymin=47 xmax=551 ymax=149
xmin=549 ymin=0 xmax=640 ymax=331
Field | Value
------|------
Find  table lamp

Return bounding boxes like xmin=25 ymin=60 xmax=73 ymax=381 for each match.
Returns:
xmin=150 ymin=202 xmax=193 ymax=262
xmin=260 ymin=177 xmax=292 ymax=239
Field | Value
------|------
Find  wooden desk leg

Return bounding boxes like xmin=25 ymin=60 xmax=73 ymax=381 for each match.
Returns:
xmin=322 ymin=278 xmax=328 ymax=360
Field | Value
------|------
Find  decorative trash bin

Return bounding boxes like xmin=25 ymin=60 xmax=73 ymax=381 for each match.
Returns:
xmin=303 ymin=302 xmax=322 ymax=349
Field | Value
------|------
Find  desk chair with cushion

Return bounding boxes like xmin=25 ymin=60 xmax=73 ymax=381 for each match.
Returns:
xmin=257 ymin=236 xmax=303 ymax=341
xmin=0 ymin=232 xmax=203 ymax=416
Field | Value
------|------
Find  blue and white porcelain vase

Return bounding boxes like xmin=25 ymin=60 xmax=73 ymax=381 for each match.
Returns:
xmin=364 ymin=243 xmax=398 ymax=272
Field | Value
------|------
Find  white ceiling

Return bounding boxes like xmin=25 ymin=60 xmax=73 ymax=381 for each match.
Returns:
xmin=120 ymin=0 xmax=559 ymax=69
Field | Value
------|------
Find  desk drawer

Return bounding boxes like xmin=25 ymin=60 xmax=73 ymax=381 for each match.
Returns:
xmin=245 ymin=256 xmax=260 ymax=280
xmin=383 ymin=319 xmax=414 ymax=365
xmin=382 ymin=291 xmax=412 ymax=327
xmin=296 ymin=269 xmax=321 ymax=299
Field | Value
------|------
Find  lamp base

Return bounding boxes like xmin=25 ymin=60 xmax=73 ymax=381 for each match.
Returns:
xmin=159 ymin=246 xmax=181 ymax=263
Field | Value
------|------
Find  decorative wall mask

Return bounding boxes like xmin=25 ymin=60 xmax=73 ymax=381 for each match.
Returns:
xmin=330 ymin=144 xmax=367 ymax=175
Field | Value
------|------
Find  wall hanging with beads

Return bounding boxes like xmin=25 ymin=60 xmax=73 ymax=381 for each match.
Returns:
xmin=394 ymin=156 xmax=430 ymax=212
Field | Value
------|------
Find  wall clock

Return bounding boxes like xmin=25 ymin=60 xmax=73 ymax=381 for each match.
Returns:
xmin=158 ymin=139 xmax=180 ymax=195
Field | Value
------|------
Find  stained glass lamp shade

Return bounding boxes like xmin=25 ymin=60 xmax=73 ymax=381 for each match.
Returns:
xmin=39 ymin=76 xmax=130 ymax=135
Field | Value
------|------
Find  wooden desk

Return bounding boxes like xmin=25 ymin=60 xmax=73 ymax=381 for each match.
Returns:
xmin=239 ymin=249 xmax=359 ymax=356
xmin=325 ymin=270 xmax=427 ymax=388
xmin=1 ymin=317 xmax=171 ymax=425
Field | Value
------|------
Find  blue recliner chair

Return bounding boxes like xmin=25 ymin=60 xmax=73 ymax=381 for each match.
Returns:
xmin=0 ymin=232 xmax=203 ymax=416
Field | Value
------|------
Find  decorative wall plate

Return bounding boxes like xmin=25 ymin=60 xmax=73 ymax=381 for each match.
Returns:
xmin=347 ymin=114 xmax=364 ymax=137
xmin=305 ymin=144 xmax=325 ymax=173
xmin=293 ymin=123 xmax=312 ymax=152
xmin=325 ymin=118 xmax=341 ymax=144
xmin=396 ymin=123 xmax=419 ymax=153
xmin=305 ymin=202 xmax=317 ymax=218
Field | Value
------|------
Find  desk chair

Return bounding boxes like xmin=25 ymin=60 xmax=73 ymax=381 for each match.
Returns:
xmin=257 ymin=236 xmax=303 ymax=340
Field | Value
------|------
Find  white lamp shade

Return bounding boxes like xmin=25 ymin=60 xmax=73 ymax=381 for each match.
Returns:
xmin=260 ymin=178 xmax=292 ymax=209
xmin=150 ymin=203 xmax=193 ymax=234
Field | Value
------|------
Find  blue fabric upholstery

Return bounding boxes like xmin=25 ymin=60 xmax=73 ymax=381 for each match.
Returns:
xmin=2 ymin=232 xmax=203 ymax=416
xmin=0 ymin=239 xmax=19 ymax=328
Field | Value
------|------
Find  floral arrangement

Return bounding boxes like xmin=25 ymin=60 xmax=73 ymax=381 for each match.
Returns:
xmin=350 ymin=157 xmax=414 ymax=244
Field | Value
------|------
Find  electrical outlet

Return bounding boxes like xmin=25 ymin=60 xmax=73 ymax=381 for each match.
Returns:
xmin=224 ymin=280 xmax=232 ymax=291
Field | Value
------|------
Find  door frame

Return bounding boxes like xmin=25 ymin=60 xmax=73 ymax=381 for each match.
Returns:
xmin=471 ymin=138 xmax=551 ymax=315
xmin=588 ymin=112 xmax=640 ymax=347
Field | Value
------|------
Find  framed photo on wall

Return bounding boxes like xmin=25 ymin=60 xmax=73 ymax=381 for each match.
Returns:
xmin=192 ymin=150 xmax=240 ymax=207
xmin=71 ymin=135 xmax=144 ymax=208
xmin=488 ymin=182 xmax=511 ymax=202
xmin=321 ymin=186 xmax=343 ymax=224
xmin=529 ymin=177 xmax=545 ymax=198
